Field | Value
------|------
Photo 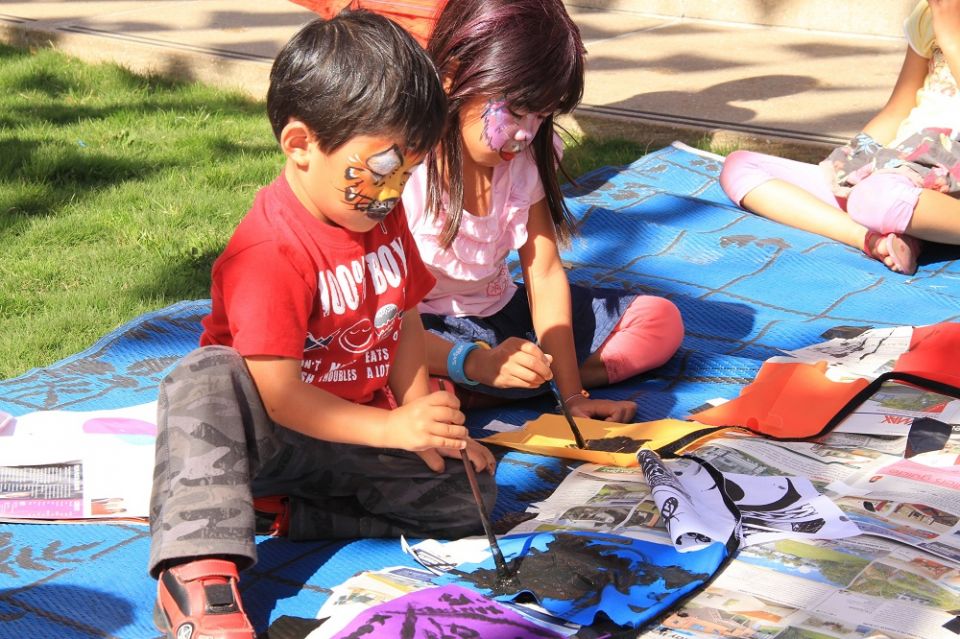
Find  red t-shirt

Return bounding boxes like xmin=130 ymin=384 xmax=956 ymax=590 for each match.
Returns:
xmin=201 ymin=173 xmax=436 ymax=404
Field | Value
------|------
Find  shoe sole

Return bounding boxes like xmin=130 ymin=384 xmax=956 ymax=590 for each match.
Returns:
xmin=153 ymin=600 xmax=173 ymax=638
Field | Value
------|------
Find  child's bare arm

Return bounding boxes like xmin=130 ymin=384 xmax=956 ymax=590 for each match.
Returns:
xmin=518 ymin=198 xmax=581 ymax=401
xmin=389 ymin=311 xmax=497 ymax=473
xmin=930 ymin=0 xmax=960 ymax=80
xmin=386 ymin=307 xmax=432 ymax=405
xmin=244 ymin=356 xmax=467 ymax=451
xmin=424 ymin=330 xmax=554 ymax=389
xmin=520 ymin=199 xmax=637 ymax=423
xmin=861 ymin=47 xmax=929 ymax=144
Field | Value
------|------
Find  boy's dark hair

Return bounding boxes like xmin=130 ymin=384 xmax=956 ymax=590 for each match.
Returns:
xmin=426 ymin=0 xmax=586 ymax=247
xmin=267 ymin=11 xmax=446 ymax=154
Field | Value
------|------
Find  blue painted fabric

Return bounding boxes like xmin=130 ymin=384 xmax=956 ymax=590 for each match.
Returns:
xmin=436 ymin=531 xmax=729 ymax=628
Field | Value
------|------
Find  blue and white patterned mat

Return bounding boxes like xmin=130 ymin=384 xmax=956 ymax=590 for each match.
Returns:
xmin=1 ymin=143 xmax=958 ymax=638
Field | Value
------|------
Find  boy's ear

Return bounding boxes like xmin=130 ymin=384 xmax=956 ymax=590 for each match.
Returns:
xmin=279 ymin=119 xmax=313 ymax=165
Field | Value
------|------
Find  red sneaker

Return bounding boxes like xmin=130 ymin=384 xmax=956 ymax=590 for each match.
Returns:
xmin=154 ymin=558 xmax=255 ymax=639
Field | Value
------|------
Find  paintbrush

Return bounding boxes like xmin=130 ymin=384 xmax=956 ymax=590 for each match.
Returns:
xmin=459 ymin=447 xmax=516 ymax=588
xmin=438 ymin=379 xmax=515 ymax=585
xmin=526 ymin=332 xmax=587 ymax=449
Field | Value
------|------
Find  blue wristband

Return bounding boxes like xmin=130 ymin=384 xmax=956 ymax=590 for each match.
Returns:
xmin=447 ymin=341 xmax=481 ymax=386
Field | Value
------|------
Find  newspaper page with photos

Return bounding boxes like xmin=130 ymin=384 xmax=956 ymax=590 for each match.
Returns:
xmin=825 ymin=454 xmax=960 ymax=564
xmin=776 ymin=325 xmax=914 ymax=381
xmin=685 ymin=429 xmax=892 ymax=490
xmin=832 ymin=381 xmax=960 ymax=436
xmin=0 ymin=402 xmax=156 ymax=521
xmin=506 ymin=454 xmax=857 ymax=553
xmin=643 ymin=535 xmax=960 ymax=639
xmin=658 ymin=362 xmax=960 ymax=639
xmin=504 ymin=462 xmax=671 ymax=545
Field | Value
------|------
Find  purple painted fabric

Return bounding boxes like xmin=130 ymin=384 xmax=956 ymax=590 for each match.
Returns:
xmin=330 ymin=584 xmax=563 ymax=639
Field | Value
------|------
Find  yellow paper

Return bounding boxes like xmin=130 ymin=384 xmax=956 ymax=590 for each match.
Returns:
xmin=480 ymin=415 xmax=715 ymax=467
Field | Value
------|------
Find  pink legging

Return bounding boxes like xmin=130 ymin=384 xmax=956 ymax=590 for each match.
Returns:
xmin=597 ymin=295 xmax=684 ymax=383
xmin=719 ymin=150 xmax=921 ymax=235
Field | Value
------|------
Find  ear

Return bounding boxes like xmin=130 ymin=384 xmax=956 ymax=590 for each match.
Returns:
xmin=441 ymin=59 xmax=460 ymax=94
xmin=279 ymin=119 xmax=313 ymax=167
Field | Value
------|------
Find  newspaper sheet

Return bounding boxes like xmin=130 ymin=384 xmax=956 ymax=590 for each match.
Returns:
xmin=643 ymin=536 xmax=960 ymax=639
xmin=507 ymin=452 xmax=856 ymax=553
xmin=686 ymin=430 xmax=894 ymax=489
xmin=778 ymin=325 xmax=913 ymax=381
xmin=825 ymin=456 xmax=960 ymax=564
xmin=832 ymin=381 xmax=960 ymax=436
xmin=0 ymin=402 xmax=156 ymax=521
xmin=504 ymin=461 xmax=670 ymax=544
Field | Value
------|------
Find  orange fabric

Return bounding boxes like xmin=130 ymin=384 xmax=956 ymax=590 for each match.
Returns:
xmin=691 ymin=361 xmax=869 ymax=438
xmin=894 ymin=322 xmax=960 ymax=387
xmin=289 ymin=0 xmax=447 ymax=47
xmin=691 ymin=322 xmax=960 ymax=439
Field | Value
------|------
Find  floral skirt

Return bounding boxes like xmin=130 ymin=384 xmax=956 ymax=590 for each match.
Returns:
xmin=821 ymin=128 xmax=960 ymax=198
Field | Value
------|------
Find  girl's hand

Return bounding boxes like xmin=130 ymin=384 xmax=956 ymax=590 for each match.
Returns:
xmin=464 ymin=336 xmax=553 ymax=388
xmin=567 ymin=395 xmax=637 ymax=423
xmin=385 ymin=390 xmax=467 ymax=452
xmin=929 ymin=0 xmax=960 ymax=51
xmin=417 ymin=437 xmax=497 ymax=474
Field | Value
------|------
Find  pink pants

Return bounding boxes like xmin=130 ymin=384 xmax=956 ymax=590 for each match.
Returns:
xmin=597 ymin=295 xmax=683 ymax=384
xmin=719 ymin=150 xmax=920 ymax=235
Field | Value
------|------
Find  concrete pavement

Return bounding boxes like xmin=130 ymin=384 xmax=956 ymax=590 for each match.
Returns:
xmin=0 ymin=1 xmax=912 ymax=161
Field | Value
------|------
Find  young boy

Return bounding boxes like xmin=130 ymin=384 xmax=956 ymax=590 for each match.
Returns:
xmin=148 ymin=12 xmax=497 ymax=639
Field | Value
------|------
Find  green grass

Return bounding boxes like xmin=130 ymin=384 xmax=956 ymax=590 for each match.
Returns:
xmin=0 ymin=44 xmax=677 ymax=380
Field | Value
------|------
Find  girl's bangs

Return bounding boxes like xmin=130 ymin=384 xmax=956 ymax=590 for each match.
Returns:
xmin=507 ymin=59 xmax=583 ymax=115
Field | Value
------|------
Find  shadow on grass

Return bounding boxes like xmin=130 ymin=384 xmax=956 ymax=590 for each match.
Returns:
xmin=0 ymin=137 xmax=178 ymax=219
xmin=12 ymin=68 xmax=74 ymax=97
xmin=0 ymin=46 xmax=271 ymax=225
xmin=137 ymin=246 xmax=223 ymax=306
xmin=6 ymin=88 xmax=261 ymax=127
xmin=561 ymin=136 xmax=652 ymax=186
xmin=207 ymin=137 xmax=280 ymax=159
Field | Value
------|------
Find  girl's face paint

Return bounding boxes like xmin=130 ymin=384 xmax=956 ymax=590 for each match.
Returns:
xmin=476 ymin=97 xmax=546 ymax=163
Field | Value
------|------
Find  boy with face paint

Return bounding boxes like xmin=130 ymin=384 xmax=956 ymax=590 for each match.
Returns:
xmin=146 ymin=12 xmax=496 ymax=639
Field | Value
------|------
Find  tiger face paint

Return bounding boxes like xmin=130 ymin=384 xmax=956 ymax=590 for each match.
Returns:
xmin=342 ymin=144 xmax=418 ymax=222
xmin=289 ymin=133 xmax=421 ymax=233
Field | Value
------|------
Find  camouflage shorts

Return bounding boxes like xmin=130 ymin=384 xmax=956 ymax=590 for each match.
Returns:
xmin=149 ymin=346 xmax=496 ymax=576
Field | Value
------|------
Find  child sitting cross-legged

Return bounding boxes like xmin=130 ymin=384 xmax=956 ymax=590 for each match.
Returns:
xmin=403 ymin=0 xmax=685 ymax=420
xmin=147 ymin=12 xmax=496 ymax=639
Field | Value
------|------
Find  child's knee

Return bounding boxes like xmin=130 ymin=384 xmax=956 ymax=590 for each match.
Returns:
xmin=720 ymin=150 xmax=767 ymax=204
xmin=846 ymin=173 xmax=920 ymax=235
xmin=637 ymin=297 xmax=684 ymax=366
xmin=417 ymin=470 xmax=498 ymax=539
xmin=166 ymin=345 xmax=244 ymax=383
xmin=599 ymin=296 xmax=684 ymax=383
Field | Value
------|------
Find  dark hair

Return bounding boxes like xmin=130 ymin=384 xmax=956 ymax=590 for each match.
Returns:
xmin=267 ymin=10 xmax=446 ymax=154
xmin=426 ymin=0 xmax=585 ymax=246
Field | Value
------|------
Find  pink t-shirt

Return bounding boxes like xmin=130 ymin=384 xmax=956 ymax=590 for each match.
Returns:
xmin=402 ymin=148 xmax=546 ymax=317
